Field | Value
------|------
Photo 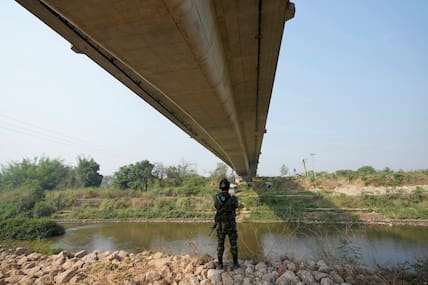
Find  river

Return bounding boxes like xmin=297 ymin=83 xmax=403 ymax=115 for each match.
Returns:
xmin=50 ymin=222 xmax=428 ymax=267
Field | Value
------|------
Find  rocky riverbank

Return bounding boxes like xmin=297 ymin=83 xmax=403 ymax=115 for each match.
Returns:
xmin=0 ymin=248 xmax=388 ymax=285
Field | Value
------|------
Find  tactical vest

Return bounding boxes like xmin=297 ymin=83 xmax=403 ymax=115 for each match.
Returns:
xmin=214 ymin=192 xmax=238 ymax=223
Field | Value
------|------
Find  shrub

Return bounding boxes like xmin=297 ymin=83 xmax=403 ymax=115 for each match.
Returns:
xmin=0 ymin=218 xmax=65 ymax=240
xmin=33 ymin=201 xmax=55 ymax=218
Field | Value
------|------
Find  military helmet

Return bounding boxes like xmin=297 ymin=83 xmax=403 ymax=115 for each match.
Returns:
xmin=219 ymin=178 xmax=230 ymax=190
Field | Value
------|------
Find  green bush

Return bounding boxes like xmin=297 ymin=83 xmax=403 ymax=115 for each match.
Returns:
xmin=0 ymin=218 xmax=65 ymax=240
xmin=33 ymin=201 xmax=55 ymax=218
xmin=356 ymin=166 xmax=376 ymax=176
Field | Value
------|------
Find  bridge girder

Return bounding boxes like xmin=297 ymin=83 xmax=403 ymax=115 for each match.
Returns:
xmin=17 ymin=0 xmax=294 ymax=179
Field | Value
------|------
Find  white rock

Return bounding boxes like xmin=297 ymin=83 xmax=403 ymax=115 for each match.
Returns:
xmin=330 ymin=271 xmax=344 ymax=283
xmin=145 ymin=270 xmax=161 ymax=282
xmin=297 ymin=270 xmax=315 ymax=284
xmin=255 ymin=262 xmax=267 ymax=273
xmin=262 ymin=272 xmax=274 ymax=283
xmin=15 ymin=248 xmax=28 ymax=256
xmin=221 ymin=272 xmax=234 ymax=285
xmin=276 ymin=270 xmax=299 ymax=285
xmin=179 ymin=275 xmax=199 ymax=285
xmin=207 ymin=269 xmax=222 ymax=285
xmin=313 ymin=271 xmax=328 ymax=281
xmin=287 ymin=262 xmax=296 ymax=272
xmin=200 ymin=279 xmax=212 ymax=285
xmin=54 ymin=267 xmax=78 ymax=284
xmin=320 ymin=277 xmax=334 ymax=285
xmin=74 ymin=249 xmax=87 ymax=258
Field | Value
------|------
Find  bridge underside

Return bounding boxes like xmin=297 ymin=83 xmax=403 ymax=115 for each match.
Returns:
xmin=17 ymin=0 xmax=294 ymax=179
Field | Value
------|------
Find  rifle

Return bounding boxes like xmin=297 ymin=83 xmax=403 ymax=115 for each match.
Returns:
xmin=208 ymin=223 xmax=217 ymax=236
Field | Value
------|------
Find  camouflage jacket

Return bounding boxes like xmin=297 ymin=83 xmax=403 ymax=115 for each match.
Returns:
xmin=214 ymin=192 xmax=238 ymax=223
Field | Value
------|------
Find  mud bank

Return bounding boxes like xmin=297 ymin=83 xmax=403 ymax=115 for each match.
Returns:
xmin=0 ymin=247 xmax=389 ymax=285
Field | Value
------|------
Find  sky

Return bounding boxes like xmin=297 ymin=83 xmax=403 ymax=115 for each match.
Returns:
xmin=1 ymin=1 xmax=427 ymax=177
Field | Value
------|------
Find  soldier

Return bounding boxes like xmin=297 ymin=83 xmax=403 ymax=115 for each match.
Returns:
xmin=214 ymin=178 xmax=239 ymax=269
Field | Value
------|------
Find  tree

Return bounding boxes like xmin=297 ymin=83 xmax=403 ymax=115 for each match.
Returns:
xmin=113 ymin=165 xmax=133 ymax=190
xmin=356 ymin=165 xmax=376 ymax=176
xmin=131 ymin=160 xmax=155 ymax=191
xmin=76 ymin=156 xmax=103 ymax=188
xmin=152 ymin=162 xmax=166 ymax=186
xmin=280 ymin=164 xmax=289 ymax=177
xmin=163 ymin=161 xmax=197 ymax=187
xmin=37 ymin=157 xmax=71 ymax=190
xmin=177 ymin=160 xmax=197 ymax=177
xmin=113 ymin=160 xmax=154 ymax=191
xmin=210 ymin=163 xmax=228 ymax=180
xmin=164 ymin=166 xmax=182 ymax=187
xmin=100 ymin=175 xmax=114 ymax=188
xmin=0 ymin=157 xmax=71 ymax=191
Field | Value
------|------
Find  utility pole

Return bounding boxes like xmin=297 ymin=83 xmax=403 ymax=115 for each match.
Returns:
xmin=302 ymin=159 xmax=308 ymax=177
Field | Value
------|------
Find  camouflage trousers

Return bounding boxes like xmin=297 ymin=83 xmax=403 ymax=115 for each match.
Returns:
xmin=216 ymin=221 xmax=238 ymax=261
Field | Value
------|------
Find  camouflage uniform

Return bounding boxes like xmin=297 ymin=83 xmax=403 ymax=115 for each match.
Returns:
xmin=214 ymin=191 xmax=239 ymax=266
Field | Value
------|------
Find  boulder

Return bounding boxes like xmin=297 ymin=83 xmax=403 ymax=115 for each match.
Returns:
xmin=54 ymin=267 xmax=78 ymax=284
xmin=276 ymin=270 xmax=300 ymax=285
xmin=221 ymin=272 xmax=233 ymax=285
xmin=74 ymin=250 xmax=87 ymax=258
xmin=287 ymin=262 xmax=296 ymax=272
xmin=207 ymin=269 xmax=222 ymax=285
xmin=320 ymin=277 xmax=334 ymax=285
xmin=297 ymin=270 xmax=315 ymax=284
xmin=329 ymin=271 xmax=344 ymax=284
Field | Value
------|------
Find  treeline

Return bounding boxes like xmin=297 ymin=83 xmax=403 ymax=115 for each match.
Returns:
xmin=0 ymin=157 xmax=230 ymax=218
xmin=0 ymin=157 xmax=230 ymax=240
xmin=0 ymin=156 xmax=103 ymax=191
xmin=326 ymin=165 xmax=428 ymax=187
xmin=0 ymin=157 xmax=231 ymax=191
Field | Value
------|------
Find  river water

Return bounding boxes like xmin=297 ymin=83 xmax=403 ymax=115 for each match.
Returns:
xmin=50 ymin=222 xmax=428 ymax=267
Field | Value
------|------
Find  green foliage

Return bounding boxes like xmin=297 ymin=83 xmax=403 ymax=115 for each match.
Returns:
xmin=152 ymin=162 xmax=166 ymax=185
xmin=76 ymin=156 xmax=103 ymax=188
xmin=113 ymin=160 xmax=155 ymax=191
xmin=0 ymin=201 xmax=17 ymax=220
xmin=28 ymin=239 xmax=62 ymax=255
xmin=0 ymin=157 xmax=71 ymax=191
xmin=164 ymin=166 xmax=183 ymax=187
xmin=0 ymin=218 xmax=65 ymax=240
xmin=163 ymin=161 xmax=198 ymax=187
xmin=335 ymin=169 xmax=356 ymax=180
xmin=15 ymin=187 xmax=46 ymax=218
xmin=356 ymin=165 xmax=376 ymax=176
xmin=33 ymin=201 xmax=55 ymax=218
xmin=210 ymin=163 xmax=228 ymax=179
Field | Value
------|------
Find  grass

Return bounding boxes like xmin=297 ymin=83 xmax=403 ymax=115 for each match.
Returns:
xmin=0 ymin=239 xmax=62 ymax=255
xmin=46 ymin=184 xmax=428 ymax=221
xmin=0 ymin=218 xmax=65 ymax=240
xmin=1 ymin=179 xmax=427 ymax=223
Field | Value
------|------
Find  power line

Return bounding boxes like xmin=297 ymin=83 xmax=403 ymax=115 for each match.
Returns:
xmin=0 ymin=124 xmax=77 ymax=147
xmin=0 ymin=113 xmax=109 ymax=152
xmin=0 ymin=113 xmax=91 ymax=145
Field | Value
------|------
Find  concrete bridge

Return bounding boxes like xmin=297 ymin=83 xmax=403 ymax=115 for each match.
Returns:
xmin=17 ymin=0 xmax=295 ymax=180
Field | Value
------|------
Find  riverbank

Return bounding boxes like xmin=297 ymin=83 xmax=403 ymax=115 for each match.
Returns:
xmin=0 ymin=247 xmax=402 ymax=285
xmin=54 ymin=217 xmax=428 ymax=227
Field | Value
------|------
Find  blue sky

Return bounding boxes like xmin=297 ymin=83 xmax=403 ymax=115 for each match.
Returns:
xmin=1 ymin=1 xmax=427 ymax=176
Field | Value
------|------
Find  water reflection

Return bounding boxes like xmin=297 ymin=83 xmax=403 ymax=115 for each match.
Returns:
xmin=51 ymin=223 xmax=428 ymax=267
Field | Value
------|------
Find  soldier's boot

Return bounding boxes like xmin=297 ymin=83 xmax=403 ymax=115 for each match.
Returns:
xmin=217 ymin=256 xmax=223 ymax=269
xmin=232 ymin=255 xmax=239 ymax=269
